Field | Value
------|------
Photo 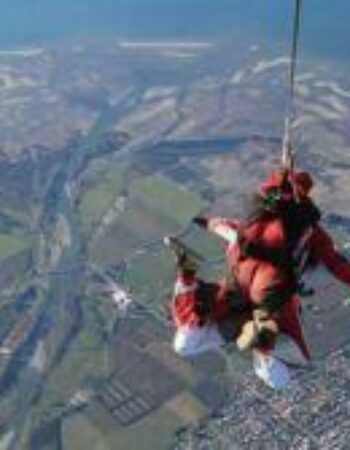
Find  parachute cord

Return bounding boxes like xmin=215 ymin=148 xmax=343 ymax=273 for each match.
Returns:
xmin=282 ymin=0 xmax=303 ymax=171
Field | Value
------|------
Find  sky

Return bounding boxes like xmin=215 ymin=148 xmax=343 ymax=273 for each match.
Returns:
xmin=0 ymin=0 xmax=349 ymax=61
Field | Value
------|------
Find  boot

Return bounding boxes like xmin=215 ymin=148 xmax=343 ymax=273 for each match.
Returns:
xmin=252 ymin=349 xmax=291 ymax=390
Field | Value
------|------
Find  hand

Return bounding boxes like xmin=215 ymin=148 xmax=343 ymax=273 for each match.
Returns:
xmin=236 ymin=310 xmax=278 ymax=350
xmin=236 ymin=320 xmax=257 ymax=350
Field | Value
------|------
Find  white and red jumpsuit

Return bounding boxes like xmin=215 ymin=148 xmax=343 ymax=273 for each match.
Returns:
xmin=171 ymin=270 xmax=232 ymax=356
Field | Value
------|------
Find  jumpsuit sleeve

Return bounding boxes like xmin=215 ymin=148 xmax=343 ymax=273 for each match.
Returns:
xmin=207 ymin=217 xmax=240 ymax=243
xmin=171 ymin=271 xmax=199 ymax=327
xmin=310 ymin=226 xmax=350 ymax=286
xmin=173 ymin=271 xmax=198 ymax=296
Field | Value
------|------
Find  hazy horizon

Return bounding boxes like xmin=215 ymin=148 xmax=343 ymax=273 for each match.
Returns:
xmin=0 ymin=0 xmax=349 ymax=62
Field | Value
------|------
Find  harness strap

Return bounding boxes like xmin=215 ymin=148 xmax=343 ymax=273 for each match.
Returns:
xmin=292 ymin=225 xmax=314 ymax=275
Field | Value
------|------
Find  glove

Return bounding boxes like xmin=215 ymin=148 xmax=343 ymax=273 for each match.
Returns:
xmin=192 ymin=216 xmax=208 ymax=228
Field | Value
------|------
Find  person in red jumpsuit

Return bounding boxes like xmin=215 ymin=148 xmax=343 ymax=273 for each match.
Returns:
xmin=197 ymin=169 xmax=350 ymax=388
xmin=170 ymin=169 xmax=350 ymax=389
xmin=166 ymin=236 xmax=247 ymax=357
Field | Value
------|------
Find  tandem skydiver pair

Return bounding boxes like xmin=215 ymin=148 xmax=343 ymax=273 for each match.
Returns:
xmin=165 ymin=168 xmax=350 ymax=390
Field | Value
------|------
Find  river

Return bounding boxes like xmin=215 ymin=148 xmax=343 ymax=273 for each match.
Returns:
xmin=0 ymin=87 xmax=146 ymax=447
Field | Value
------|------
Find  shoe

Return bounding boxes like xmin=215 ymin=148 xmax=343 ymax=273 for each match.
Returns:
xmin=252 ymin=349 xmax=291 ymax=390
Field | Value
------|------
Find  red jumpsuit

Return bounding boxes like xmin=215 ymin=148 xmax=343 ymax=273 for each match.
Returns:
xmin=171 ymin=202 xmax=350 ymax=359
xmin=173 ymin=168 xmax=350 ymax=362
xmin=214 ymin=216 xmax=350 ymax=359
xmin=171 ymin=271 xmax=232 ymax=328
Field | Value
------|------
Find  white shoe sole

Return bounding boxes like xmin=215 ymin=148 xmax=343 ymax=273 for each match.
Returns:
xmin=252 ymin=350 xmax=291 ymax=390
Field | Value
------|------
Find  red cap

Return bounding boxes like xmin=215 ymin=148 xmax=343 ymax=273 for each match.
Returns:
xmin=260 ymin=170 xmax=289 ymax=195
xmin=260 ymin=169 xmax=313 ymax=198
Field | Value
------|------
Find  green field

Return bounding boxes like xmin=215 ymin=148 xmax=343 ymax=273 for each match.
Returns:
xmin=131 ymin=174 xmax=206 ymax=226
xmin=123 ymin=246 xmax=174 ymax=311
xmin=79 ymin=184 xmax=115 ymax=230
xmin=64 ymin=414 xmax=110 ymax=450
xmin=64 ymin=403 xmax=185 ymax=450
xmin=88 ymin=197 xmax=179 ymax=267
xmin=0 ymin=233 xmax=29 ymax=261
xmin=78 ymin=165 xmax=126 ymax=233
xmin=33 ymin=315 xmax=107 ymax=427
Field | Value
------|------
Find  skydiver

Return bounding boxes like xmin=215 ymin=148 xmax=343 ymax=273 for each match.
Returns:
xmin=192 ymin=168 xmax=350 ymax=389
xmin=164 ymin=236 xmax=281 ymax=385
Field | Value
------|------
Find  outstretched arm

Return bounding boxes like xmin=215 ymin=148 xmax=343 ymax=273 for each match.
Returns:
xmin=193 ymin=216 xmax=239 ymax=243
xmin=311 ymin=226 xmax=350 ymax=286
